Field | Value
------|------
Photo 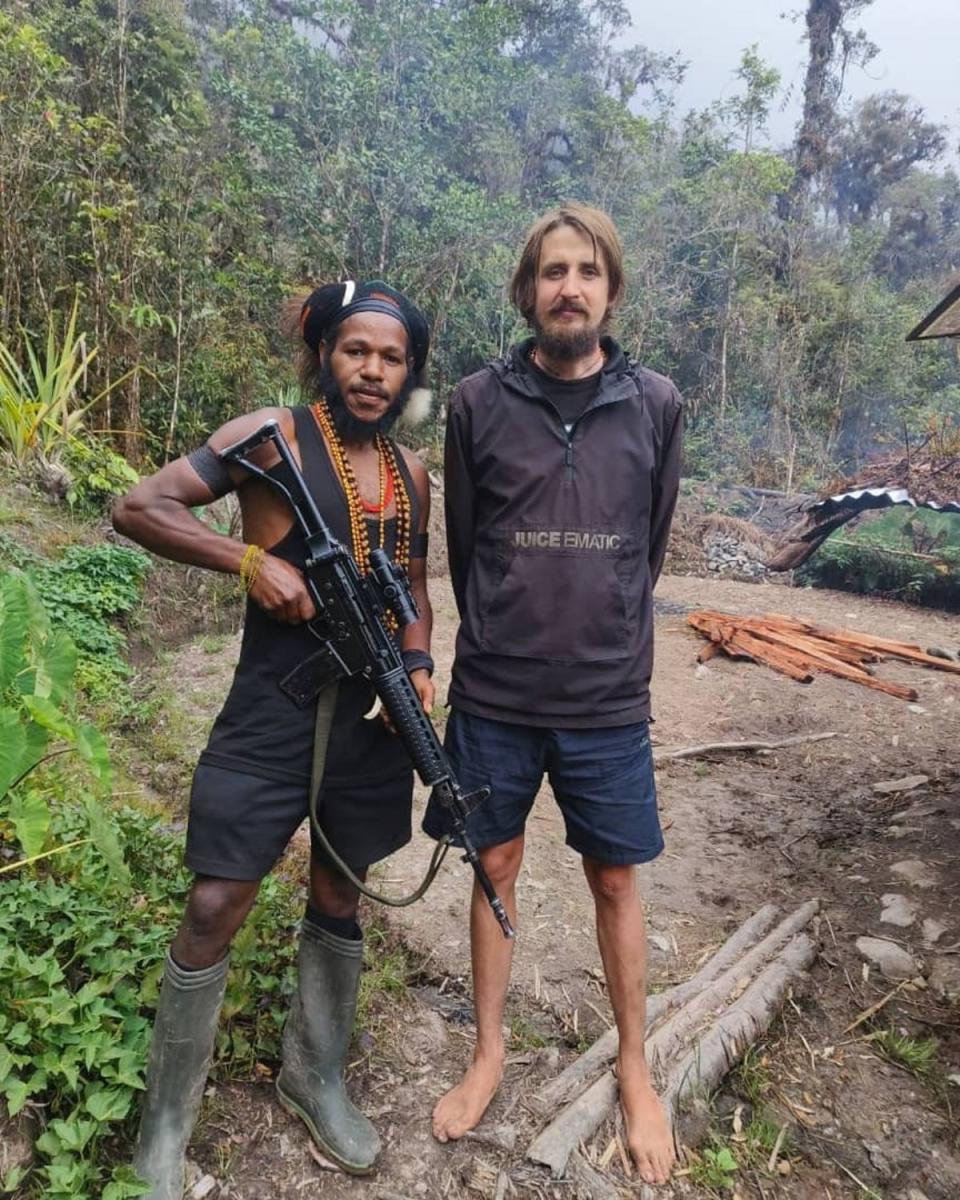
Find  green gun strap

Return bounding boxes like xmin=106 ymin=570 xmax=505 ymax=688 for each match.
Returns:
xmin=308 ymin=683 xmax=450 ymax=906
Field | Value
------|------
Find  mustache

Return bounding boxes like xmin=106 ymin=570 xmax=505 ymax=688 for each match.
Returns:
xmin=550 ymin=302 xmax=587 ymax=315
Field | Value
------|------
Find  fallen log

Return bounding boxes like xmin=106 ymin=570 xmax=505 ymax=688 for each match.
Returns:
xmin=662 ymin=933 xmax=818 ymax=1119
xmin=526 ymin=902 xmax=820 ymax=1176
xmin=654 ymin=732 xmax=837 ymax=761
xmin=530 ymin=904 xmax=781 ymax=1114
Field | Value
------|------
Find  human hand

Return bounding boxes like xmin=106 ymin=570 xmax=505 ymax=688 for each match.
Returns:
xmin=380 ymin=668 xmax=435 ymax=734
xmin=248 ymin=554 xmax=316 ymax=623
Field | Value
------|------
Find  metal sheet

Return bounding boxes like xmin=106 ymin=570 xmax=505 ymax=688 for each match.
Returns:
xmin=810 ymin=486 xmax=960 ymax=517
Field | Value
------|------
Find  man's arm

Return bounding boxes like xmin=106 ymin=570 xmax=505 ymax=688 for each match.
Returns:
xmin=648 ymin=392 xmax=683 ymax=588
xmin=443 ymin=388 xmax=476 ymax=618
xmin=112 ymin=408 xmax=315 ymax=624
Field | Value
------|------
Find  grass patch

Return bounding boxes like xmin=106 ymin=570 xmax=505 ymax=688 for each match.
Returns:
xmin=508 ymin=1015 xmax=548 ymax=1052
xmin=870 ymin=1027 xmax=939 ymax=1075
xmin=731 ymin=1045 xmax=771 ymax=1106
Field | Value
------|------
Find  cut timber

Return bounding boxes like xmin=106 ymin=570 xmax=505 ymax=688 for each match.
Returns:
xmin=526 ymin=903 xmax=819 ymax=1177
xmin=686 ymin=609 xmax=948 ymax=700
xmin=531 ymin=904 xmax=781 ymax=1114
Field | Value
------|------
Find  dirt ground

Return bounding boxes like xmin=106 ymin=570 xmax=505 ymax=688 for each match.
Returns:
xmin=145 ymin=573 xmax=960 ymax=1200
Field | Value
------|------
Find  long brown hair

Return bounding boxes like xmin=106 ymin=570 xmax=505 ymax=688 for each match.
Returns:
xmin=509 ymin=203 xmax=625 ymax=324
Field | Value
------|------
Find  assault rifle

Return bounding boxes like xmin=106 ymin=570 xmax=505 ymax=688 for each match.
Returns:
xmin=219 ymin=419 xmax=514 ymax=939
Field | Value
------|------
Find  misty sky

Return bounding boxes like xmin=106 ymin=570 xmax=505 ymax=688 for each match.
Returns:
xmin=622 ymin=0 xmax=958 ymax=158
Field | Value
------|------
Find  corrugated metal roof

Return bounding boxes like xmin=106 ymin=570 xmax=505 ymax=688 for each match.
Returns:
xmin=906 ymin=280 xmax=960 ymax=340
xmin=810 ymin=486 xmax=960 ymax=516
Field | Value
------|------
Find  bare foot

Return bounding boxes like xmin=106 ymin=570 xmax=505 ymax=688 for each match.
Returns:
xmin=617 ymin=1055 xmax=676 ymax=1185
xmin=432 ymin=1051 xmax=503 ymax=1142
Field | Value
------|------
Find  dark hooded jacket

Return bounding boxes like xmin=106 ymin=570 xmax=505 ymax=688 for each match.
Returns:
xmin=444 ymin=336 xmax=682 ymax=728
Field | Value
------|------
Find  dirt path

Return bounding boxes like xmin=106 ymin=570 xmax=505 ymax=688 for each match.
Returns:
xmin=149 ymin=575 xmax=960 ymax=1200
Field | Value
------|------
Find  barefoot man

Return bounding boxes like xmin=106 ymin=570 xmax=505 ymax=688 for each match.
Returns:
xmin=424 ymin=204 xmax=682 ymax=1185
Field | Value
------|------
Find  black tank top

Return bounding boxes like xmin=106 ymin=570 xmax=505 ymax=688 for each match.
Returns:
xmin=199 ymin=406 xmax=420 ymax=787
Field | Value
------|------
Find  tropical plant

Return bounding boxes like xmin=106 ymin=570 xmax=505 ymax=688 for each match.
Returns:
xmin=0 ymin=299 xmax=133 ymax=467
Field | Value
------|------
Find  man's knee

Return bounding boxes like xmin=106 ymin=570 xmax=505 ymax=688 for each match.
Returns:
xmin=309 ymin=862 xmax=362 ymax=921
xmin=178 ymin=877 xmax=260 ymax=959
xmin=478 ymin=836 xmax=524 ymax=891
xmin=582 ymin=858 xmax=638 ymax=906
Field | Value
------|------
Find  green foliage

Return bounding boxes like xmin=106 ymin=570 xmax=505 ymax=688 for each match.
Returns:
xmin=798 ymin=508 xmax=960 ymax=609
xmin=690 ymin=1139 xmax=740 ymax=1191
xmin=64 ymin=438 xmax=140 ymax=514
xmin=0 ymin=539 xmax=151 ymax=683
xmin=0 ymin=805 xmax=300 ymax=1197
xmin=0 ymin=571 xmax=123 ymax=879
xmin=0 ymin=299 xmax=132 ymax=467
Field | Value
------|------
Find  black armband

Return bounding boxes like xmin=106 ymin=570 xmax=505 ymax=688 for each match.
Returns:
xmin=186 ymin=444 xmax=235 ymax=499
xmin=402 ymin=649 xmax=434 ymax=677
xmin=410 ymin=531 xmax=428 ymax=558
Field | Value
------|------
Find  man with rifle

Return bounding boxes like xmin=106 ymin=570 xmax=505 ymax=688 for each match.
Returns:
xmin=114 ymin=280 xmax=440 ymax=1194
xmin=425 ymin=205 xmax=682 ymax=1186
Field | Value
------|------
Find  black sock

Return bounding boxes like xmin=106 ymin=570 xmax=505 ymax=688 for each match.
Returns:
xmin=305 ymin=901 xmax=361 ymax=941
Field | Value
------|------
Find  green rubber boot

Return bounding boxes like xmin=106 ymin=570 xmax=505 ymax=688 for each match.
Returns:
xmin=133 ymin=953 xmax=228 ymax=1200
xmin=275 ymin=919 xmax=380 ymax=1174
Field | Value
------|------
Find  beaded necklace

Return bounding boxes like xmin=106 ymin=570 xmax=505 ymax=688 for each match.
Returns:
xmin=311 ymin=399 xmax=411 ymax=587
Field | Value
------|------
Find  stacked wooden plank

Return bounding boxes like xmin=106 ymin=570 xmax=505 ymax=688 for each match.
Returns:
xmin=688 ymin=609 xmax=960 ymax=701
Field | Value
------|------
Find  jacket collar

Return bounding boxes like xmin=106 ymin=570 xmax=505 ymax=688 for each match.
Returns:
xmin=492 ymin=336 xmax=638 ymax=406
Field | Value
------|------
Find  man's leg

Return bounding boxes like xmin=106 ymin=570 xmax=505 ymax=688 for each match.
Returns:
xmin=582 ymin=858 xmax=675 ymax=1186
xmin=276 ymin=857 xmax=381 ymax=1174
xmin=432 ymin=833 xmax=524 ymax=1142
xmin=136 ymin=876 xmax=260 ymax=1200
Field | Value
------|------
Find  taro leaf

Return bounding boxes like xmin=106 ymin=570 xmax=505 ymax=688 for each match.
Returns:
xmin=9 ymin=789 xmax=51 ymax=859
xmin=75 ymin=723 xmax=111 ymax=796
xmin=0 ymin=574 xmax=29 ymax=693
xmin=81 ymin=791 xmax=128 ymax=884
xmin=22 ymin=694 xmax=76 ymax=742
xmin=0 ymin=707 xmax=27 ymax=799
xmin=34 ymin=630 xmax=77 ymax=703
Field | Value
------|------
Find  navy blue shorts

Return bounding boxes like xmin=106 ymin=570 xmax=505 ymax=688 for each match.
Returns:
xmin=423 ymin=710 xmax=663 ymax=866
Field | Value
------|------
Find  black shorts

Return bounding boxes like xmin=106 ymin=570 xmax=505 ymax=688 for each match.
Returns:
xmin=185 ymin=763 xmax=414 ymax=881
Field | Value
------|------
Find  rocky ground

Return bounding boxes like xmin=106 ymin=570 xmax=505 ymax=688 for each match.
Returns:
xmin=133 ymin=567 xmax=960 ymax=1200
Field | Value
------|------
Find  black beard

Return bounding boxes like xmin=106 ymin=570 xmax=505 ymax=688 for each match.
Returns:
xmin=317 ymin=362 xmax=413 ymax=444
xmin=531 ymin=317 xmax=602 ymax=362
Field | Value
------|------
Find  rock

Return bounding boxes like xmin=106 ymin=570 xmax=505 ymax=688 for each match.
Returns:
xmin=649 ymin=932 xmax=673 ymax=953
xmin=872 ymin=775 xmax=929 ymax=795
xmin=948 ymin=1074 xmax=960 ymax=1088
xmin=399 ymin=1009 xmax=449 ymax=1065
xmin=855 ymin=937 xmax=919 ymax=981
xmin=880 ymin=894 xmax=919 ymax=928
xmin=0 ymin=1100 xmax=36 ymax=1182
xmin=928 ymin=957 xmax=960 ymax=1003
xmin=191 ymin=1176 xmax=217 ymax=1199
xmin=925 ymin=646 xmax=958 ymax=662
xmin=890 ymin=859 xmax=940 ymax=889
xmin=922 ymin=919 xmax=948 ymax=945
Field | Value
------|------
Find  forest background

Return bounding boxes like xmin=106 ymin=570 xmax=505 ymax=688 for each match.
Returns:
xmin=3 ymin=0 xmax=960 ymax=491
